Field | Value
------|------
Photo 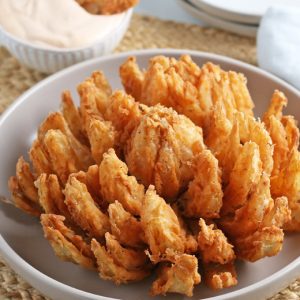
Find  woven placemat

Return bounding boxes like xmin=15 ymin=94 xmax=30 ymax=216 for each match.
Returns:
xmin=0 ymin=13 xmax=298 ymax=300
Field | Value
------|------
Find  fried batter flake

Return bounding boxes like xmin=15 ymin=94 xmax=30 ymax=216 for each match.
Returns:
xmin=105 ymin=232 xmax=149 ymax=271
xmin=141 ymin=186 xmax=184 ymax=262
xmin=100 ymin=148 xmax=144 ymax=216
xmin=181 ymin=149 xmax=223 ymax=218
xmin=41 ymin=214 xmax=95 ymax=270
xmin=86 ymin=118 xmax=116 ymax=164
xmin=64 ymin=176 xmax=110 ymax=239
xmin=78 ymin=71 xmax=112 ymax=119
xmin=38 ymin=112 xmax=94 ymax=170
xmin=8 ymin=176 xmax=41 ymax=216
xmin=108 ymin=201 xmax=145 ymax=248
xmin=43 ymin=129 xmax=80 ymax=184
xmin=60 ymin=90 xmax=88 ymax=145
xmin=171 ymin=203 xmax=198 ymax=254
xmin=222 ymin=142 xmax=262 ymax=215
xmin=15 ymin=156 xmax=38 ymax=204
xmin=120 ymin=55 xmax=254 ymax=131
xmin=91 ymin=238 xmax=149 ymax=285
xmin=234 ymin=226 xmax=284 ymax=262
xmin=198 ymin=219 xmax=235 ymax=265
xmin=151 ymin=253 xmax=201 ymax=297
xmin=263 ymin=90 xmax=300 ymax=231
xmin=125 ymin=104 xmax=205 ymax=199
xmin=203 ymin=262 xmax=237 ymax=290
xmin=29 ymin=139 xmax=52 ymax=176
xmin=35 ymin=174 xmax=71 ymax=219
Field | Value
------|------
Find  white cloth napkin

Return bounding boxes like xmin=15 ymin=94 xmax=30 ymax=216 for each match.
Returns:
xmin=257 ymin=5 xmax=300 ymax=90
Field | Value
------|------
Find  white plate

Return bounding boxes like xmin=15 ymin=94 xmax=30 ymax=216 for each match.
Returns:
xmin=191 ymin=0 xmax=300 ymax=25
xmin=0 ymin=49 xmax=300 ymax=300
xmin=177 ymin=0 xmax=257 ymax=37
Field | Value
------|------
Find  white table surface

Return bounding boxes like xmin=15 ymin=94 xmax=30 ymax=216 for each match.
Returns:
xmin=134 ymin=0 xmax=206 ymax=25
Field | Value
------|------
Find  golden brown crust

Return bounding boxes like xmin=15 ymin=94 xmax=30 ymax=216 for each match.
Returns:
xmin=34 ymin=174 xmax=71 ymax=219
xmin=203 ymin=262 xmax=237 ymax=290
xmin=263 ymin=90 xmax=300 ymax=231
xmin=105 ymin=232 xmax=149 ymax=270
xmin=151 ymin=253 xmax=201 ymax=297
xmin=99 ymin=148 xmax=144 ymax=216
xmin=29 ymin=139 xmax=52 ymax=176
xmin=8 ymin=176 xmax=41 ymax=216
xmin=108 ymin=201 xmax=145 ymax=248
xmin=198 ymin=219 xmax=235 ymax=265
xmin=181 ymin=150 xmax=223 ymax=218
xmin=86 ymin=118 xmax=116 ymax=164
xmin=38 ymin=112 xmax=94 ymax=170
xmin=15 ymin=157 xmax=38 ymax=204
xmin=221 ymin=142 xmax=262 ymax=215
xmin=64 ymin=176 xmax=110 ymax=239
xmin=125 ymin=104 xmax=205 ymax=199
xmin=61 ymin=90 xmax=88 ymax=145
xmin=91 ymin=238 xmax=150 ymax=285
xmin=141 ymin=186 xmax=184 ymax=262
xmin=119 ymin=55 xmax=254 ymax=131
xmin=43 ymin=130 xmax=80 ymax=184
xmin=41 ymin=214 xmax=95 ymax=270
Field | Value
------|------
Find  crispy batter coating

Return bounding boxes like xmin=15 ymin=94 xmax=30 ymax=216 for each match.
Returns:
xmin=9 ymin=58 xmax=300 ymax=295
xmin=78 ymin=71 xmax=112 ymax=129
xmin=203 ymin=262 xmax=237 ymax=290
xmin=105 ymin=233 xmax=149 ymax=270
xmin=15 ymin=157 xmax=38 ymax=204
xmin=181 ymin=150 xmax=223 ymax=218
xmin=171 ymin=203 xmax=198 ymax=254
xmin=221 ymin=173 xmax=290 ymax=261
xmin=100 ymin=148 xmax=144 ymax=215
xmin=141 ymin=186 xmax=184 ymax=262
xmin=38 ymin=112 xmax=94 ymax=170
xmin=61 ymin=90 xmax=88 ymax=145
xmin=234 ymin=226 xmax=284 ymax=262
xmin=86 ymin=118 xmax=116 ymax=164
xmin=198 ymin=219 xmax=235 ymax=265
xmin=108 ymin=201 xmax=145 ymax=248
xmin=222 ymin=173 xmax=275 ymax=237
xmin=151 ymin=253 xmax=201 ymax=297
xmin=70 ymin=165 xmax=106 ymax=209
xmin=120 ymin=55 xmax=254 ymax=130
xmin=272 ymin=148 xmax=300 ymax=231
xmin=125 ymin=104 xmax=205 ymax=199
xmin=43 ymin=130 xmax=80 ymax=184
xmin=119 ymin=56 xmax=144 ymax=101
xmin=8 ymin=176 xmax=41 ymax=216
xmin=237 ymin=113 xmax=274 ymax=176
xmin=221 ymin=142 xmax=262 ymax=215
xmin=64 ymin=176 xmax=110 ymax=239
xmin=35 ymin=174 xmax=71 ymax=219
xmin=104 ymin=91 xmax=207 ymax=200
xmin=41 ymin=214 xmax=95 ymax=270
xmin=263 ymin=90 xmax=300 ymax=231
xmin=91 ymin=238 xmax=149 ymax=285
xmin=205 ymin=106 xmax=241 ymax=184
xmin=29 ymin=139 xmax=52 ymax=176
xmin=77 ymin=0 xmax=138 ymax=14
xmin=105 ymin=90 xmax=147 ymax=145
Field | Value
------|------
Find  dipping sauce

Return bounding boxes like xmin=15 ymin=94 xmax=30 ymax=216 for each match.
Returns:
xmin=0 ymin=0 xmax=125 ymax=48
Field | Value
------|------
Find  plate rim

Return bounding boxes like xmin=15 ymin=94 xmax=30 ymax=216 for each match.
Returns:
xmin=177 ymin=0 xmax=257 ymax=38
xmin=1 ymin=48 xmax=300 ymax=300
xmin=190 ymin=0 xmax=261 ymax=24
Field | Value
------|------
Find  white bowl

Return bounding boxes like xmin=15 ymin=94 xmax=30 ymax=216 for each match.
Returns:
xmin=0 ymin=49 xmax=300 ymax=300
xmin=0 ymin=9 xmax=132 ymax=74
